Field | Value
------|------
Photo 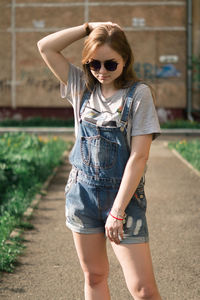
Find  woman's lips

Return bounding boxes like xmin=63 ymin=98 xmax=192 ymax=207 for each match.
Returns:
xmin=98 ymin=76 xmax=109 ymax=80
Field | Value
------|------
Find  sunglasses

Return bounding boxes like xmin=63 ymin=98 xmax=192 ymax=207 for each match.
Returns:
xmin=86 ymin=59 xmax=119 ymax=72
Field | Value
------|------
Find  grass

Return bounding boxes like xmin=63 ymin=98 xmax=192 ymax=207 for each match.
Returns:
xmin=161 ymin=119 xmax=200 ymax=129
xmin=0 ymin=132 xmax=73 ymax=273
xmin=0 ymin=117 xmax=74 ymax=127
xmin=168 ymin=139 xmax=200 ymax=172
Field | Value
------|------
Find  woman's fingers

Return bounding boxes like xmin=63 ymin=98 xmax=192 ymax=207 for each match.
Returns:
xmin=105 ymin=224 xmax=124 ymax=244
xmin=118 ymin=228 xmax=124 ymax=241
xmin=107 ymin=229 xmax=124 ymax=244
xmin=89 ymin=21 xmax=119 ymax=31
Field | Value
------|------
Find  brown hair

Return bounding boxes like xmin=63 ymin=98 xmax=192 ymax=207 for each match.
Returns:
xmin=81 ymin=25 xmax=140 ymax=91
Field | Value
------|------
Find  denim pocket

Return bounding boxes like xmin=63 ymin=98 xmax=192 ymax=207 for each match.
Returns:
xmin=134 ymin=184 xmax=147 ymax=211
xmin=80 ymin=135 xmax=118 ymax=169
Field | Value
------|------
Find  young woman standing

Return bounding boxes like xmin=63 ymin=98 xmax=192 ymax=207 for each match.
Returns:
xmin=37 ymin=22 xmax=162 ymax=300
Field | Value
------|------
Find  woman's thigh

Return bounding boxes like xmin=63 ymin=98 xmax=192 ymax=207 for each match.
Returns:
xmin=72 ymin=232 xmax=109 ymax=276
xmin=111 ymin=242 xmax=157 ymax=291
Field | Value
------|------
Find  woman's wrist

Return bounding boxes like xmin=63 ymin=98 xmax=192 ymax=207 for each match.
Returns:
xmin=83 ymin=22 xmax=115 ymax=36
xmin=109 ymin=212 xmax=124 ymax=221
xmin=83 ymin=22 xmax=91 ymax=36
xmin=110 ymin=207 xmax=125 ymax=219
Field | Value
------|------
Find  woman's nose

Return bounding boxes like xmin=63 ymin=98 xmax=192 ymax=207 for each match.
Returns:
xmin=99 ymin=63 xmax=107 ymax=73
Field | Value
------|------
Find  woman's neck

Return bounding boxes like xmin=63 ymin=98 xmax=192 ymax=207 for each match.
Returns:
xmin=100 ymin=84 xmax=119 ymax=99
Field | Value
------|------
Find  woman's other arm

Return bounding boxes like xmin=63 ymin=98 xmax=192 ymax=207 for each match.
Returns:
xmin=105 ymin=134 xmax=152 ymax=244
xmin=112 ymin=134 xmax=152 ymax=213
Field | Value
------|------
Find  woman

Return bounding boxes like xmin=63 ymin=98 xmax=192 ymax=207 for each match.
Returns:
xmin=37 ymin=22 xmax=162 ymax=300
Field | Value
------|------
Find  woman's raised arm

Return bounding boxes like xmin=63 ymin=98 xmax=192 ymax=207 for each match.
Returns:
xmin=37 ymin=22 xmax=115 ymax=84
xmin=37 ymin=25 xmax=87 ymax=84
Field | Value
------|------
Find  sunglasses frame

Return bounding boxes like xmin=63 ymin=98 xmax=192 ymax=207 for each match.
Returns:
xmin=86 ymin=59 xmax=119 ymax=72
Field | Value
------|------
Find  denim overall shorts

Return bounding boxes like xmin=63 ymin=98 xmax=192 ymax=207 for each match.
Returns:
xmin=65 ymin=83 xmax=149 ymax=244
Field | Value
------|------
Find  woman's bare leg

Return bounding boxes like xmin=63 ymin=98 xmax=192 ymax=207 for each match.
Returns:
xmin=112 ymin=242 xmax=162 ymax=300
xmin=72 ymin=232 xmax=111 ymax=300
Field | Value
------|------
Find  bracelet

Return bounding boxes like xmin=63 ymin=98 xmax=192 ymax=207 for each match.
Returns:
xmin=84 ymin=22 xmax=91 ymax=36
xmin=109 ymin=212 xmax=124 ymax=221
xmin=111 ymin=208 xmax=126 ymax=219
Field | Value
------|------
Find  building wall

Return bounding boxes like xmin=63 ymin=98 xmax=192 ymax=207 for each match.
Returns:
xmin=0 ymin=0 xmax=187 ymax=121
xmin=193 ymin=0 xmax=200 ymax=112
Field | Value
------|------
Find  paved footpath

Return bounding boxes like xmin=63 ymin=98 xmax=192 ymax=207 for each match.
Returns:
xmin=0 ymin=136 xmax=199 ymax=300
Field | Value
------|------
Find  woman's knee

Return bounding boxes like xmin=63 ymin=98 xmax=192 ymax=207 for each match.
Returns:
xmin=84 ymin=270 xmax=109 ymax=287
xmin=130 ymin=282 xmax=159 ymax=299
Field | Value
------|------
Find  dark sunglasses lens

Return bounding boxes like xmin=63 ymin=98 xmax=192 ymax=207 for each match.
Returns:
xmin=104 ymin=60 xmax=118 ymax=71
xmin=88 ymin=60 xmax=118 ymax=71
xmin=89 ymin=60 xmax=101 ymax=71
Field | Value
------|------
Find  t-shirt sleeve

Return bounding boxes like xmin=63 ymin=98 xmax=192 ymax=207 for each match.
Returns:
xmin=60 ymin=63 xmax=85 ymax=106
xmin=131 ymin=84 xmax=161 ymax=140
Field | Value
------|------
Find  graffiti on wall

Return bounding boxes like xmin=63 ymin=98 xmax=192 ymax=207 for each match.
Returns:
xmin=0 ymin=62 xmax=187 ymax=94
xmin=0 ymin=69 xmax=60 ymax=95
xmin=134 ymin=62 xmax=181 ymax=80
xmin=20 ymin=69 xmax=59 ymax=92
xmin=0 ymin=79 xmax=10 ymax=92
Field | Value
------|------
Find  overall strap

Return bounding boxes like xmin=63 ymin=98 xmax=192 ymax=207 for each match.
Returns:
xmin=79 ymin=88 xmax=91 ymax=119
xmin=119 ymin=82 xmax=140 ymax=131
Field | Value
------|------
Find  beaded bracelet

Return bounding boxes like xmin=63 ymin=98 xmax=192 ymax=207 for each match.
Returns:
xmin=109 ymin=212 xmax=124 ymax=221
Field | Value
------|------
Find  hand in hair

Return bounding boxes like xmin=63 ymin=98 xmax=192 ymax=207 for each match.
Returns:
xmin=88 ymin=22 xmax=122 ymax=32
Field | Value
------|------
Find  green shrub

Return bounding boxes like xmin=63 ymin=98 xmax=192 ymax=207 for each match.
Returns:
xmin=161 ymin=119 xmax=200 ymax=129
xmin=0 ymin=132 xmax=72 ymax=272
xmin=0 ymin=117 xmax=74 ymax=127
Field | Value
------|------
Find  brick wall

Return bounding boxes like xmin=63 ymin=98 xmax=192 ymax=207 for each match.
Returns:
xmin=193 ymin=0 xmax=200 ymax=113
xmin=0 ymin=0 xmax=189 ymax=121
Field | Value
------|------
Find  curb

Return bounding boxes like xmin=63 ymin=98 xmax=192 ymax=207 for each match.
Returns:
xmin=0 ymin=127 xmax=74 ymax=135
xmin=8 ymin=150 xmax=69 ymax=241
xmin=163 ymin=142 xmax=200 ymax=178
xmin=171 ymin=148 xmax=200 ymax=178
xmin=0 ymin=127 xmax=200 ymax=136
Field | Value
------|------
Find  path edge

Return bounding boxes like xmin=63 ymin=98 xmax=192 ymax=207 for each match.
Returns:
xmin=163 ymin=141 xmax=200 ymax=178
xmin=8 ymin=150 xmax=69 ymax=240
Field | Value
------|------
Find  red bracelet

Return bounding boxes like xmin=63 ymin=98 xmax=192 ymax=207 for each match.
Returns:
xmin=109 ymin=212 xmax=124 ymax=221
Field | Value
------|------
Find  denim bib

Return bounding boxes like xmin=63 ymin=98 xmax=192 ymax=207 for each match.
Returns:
xmin=69 ymin=83 xmax=139 ymax=187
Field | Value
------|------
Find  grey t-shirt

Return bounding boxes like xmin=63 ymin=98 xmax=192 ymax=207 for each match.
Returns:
xmin=60 ymin=63 xmax=161 ymax=145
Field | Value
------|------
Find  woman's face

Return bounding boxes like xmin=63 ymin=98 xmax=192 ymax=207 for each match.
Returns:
xmin=88 ymin=44 xmax=125 ymax=88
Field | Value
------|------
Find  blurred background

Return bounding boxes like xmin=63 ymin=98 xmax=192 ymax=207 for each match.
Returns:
xmin=0 ymin=0 xmax=199 ymax=125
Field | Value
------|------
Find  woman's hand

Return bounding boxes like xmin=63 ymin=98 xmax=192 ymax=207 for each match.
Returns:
xmin=88 ymin=22 xmax=121 ymax=32
xmin=105 ymin=212 xmax=124 ymax=244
